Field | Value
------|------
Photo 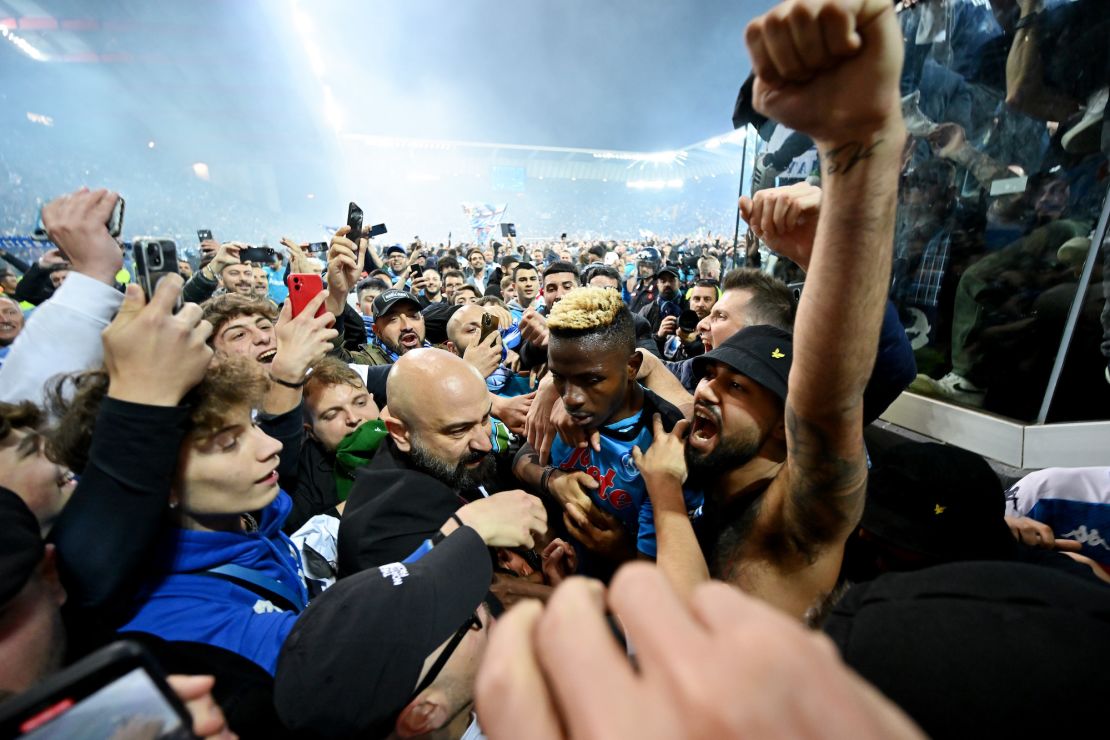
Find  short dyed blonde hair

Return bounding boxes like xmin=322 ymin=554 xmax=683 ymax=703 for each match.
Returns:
xmin=547 ymin=287 xmax=623 ymax=332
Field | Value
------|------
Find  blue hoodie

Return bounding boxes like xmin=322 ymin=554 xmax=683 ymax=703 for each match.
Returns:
xmin=119 ymin=491 xmax=308 ymax=675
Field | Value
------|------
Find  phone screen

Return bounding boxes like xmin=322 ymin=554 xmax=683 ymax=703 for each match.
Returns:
xmin=18 ymin=668 xmax=190 ymax=739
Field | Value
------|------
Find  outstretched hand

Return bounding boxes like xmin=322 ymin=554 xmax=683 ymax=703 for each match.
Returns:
xmin=103 ymin=276 xmax=213 ymax=407
xmin=41 ymin=188 xmax=123 ymax=285
xmin=738 ymin=182 xmax=821 ymax=269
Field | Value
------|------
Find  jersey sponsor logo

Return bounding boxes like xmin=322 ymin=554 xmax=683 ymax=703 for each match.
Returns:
xmin=1063 ymin=525 xmax=1110 ymax=551
xmin=380 ymin=562 xmax=410 ymax=586
xmin=562 ymin=447 xmax=634 ymax=511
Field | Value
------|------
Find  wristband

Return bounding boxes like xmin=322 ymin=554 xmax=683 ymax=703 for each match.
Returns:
xmin=450 ymin=513 xmax=465 ymax=530
xmin=539 ymin=466 xmax=556 ymax=496
xmin=269 ymin=371 xmax=308 ymax=389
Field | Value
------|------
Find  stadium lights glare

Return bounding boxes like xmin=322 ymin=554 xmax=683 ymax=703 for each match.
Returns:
xmin=26 ymin=112 xmax=53 ymax=127
xmin=407 ymin=173 xmax=441 ymax=182
xmin=593 ymin=150 xmax=686 ymax=164
xmin=626 ymin=179 xmax=684 ymax=190
xmin=192 ymin=162 xmax=210 ymax=181
xmin=0 ymin=26 xmax=47 ymax=62
xmin=705 ymin=138 xmax=722 ymax=149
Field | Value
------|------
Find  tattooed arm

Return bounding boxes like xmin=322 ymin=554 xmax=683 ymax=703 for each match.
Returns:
xmin=723 ymin=0 xmax=905 ymax=618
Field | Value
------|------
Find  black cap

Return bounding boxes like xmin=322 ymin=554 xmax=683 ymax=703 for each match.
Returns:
xmin=860 ymin=442 xmax=1016 ymax=562
xmin=383 ymin=245 xmax=406 ymax=256
xmin=421 ymin=303 xmax=461 ymax=345
xmin=678 ymin=309 xmax=701 ymax=333
xmin=275 ymin=526 xmax=493 ymax=738
xmin=372 ymin=289 xmax=422 ymax=319
xmin=656 ymin=265 xmax=681 ymax=279
xmin=0 ymin=487 xmax=44 ymax=607
xmin=692 ymin=325 xmax=793 ymax=401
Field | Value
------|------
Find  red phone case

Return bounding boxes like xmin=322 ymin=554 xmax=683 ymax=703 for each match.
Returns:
xmin=286 ymin=273 xmax=326 ymax=318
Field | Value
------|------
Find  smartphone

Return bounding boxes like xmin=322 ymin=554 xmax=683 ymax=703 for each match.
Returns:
xmin=500 ymin=223 xmax=516 ymax=238
xmin=0 ymin=641 xmax=193 ymax=739
xmin=410 ymin=264 xmax=423 ymax=278
xmin=107 ymin=196 xmax=125 ymax=239
xmin=239 ymin=246 xmax=276 ymax=264
xmin=347 ymin=202 xmax=364 ymax=241
xmin=133 ymin=238 xmax=183 ymax=309
xmin=660 ymin=300 xmax=683 ymax=320
xmin=479 ymin=312 xmax=500 ymax=343
xmin=197 ymin=228 xmax=214 ymax=243
xmin=306 ymin=241 xmax=328 ymax=255
xmin=368 ymin=223 xmax=388 ymax=239
xmin=287 ymin=273 xmax=327 ymax=319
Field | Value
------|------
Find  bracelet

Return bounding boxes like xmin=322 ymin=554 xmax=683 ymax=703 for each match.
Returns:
xmin=1014 ymin=10 xmax=1041 ymax=31
xmin=269 ymin=371 xmax=308 ymax=389
xmin=539 ymin=466 xmax=556 ymax=496
xmin=450 ymin=513 xmax=465 ymax=529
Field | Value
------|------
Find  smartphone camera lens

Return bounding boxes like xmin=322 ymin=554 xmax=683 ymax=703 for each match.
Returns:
xmin=147 ymin=244 xmax=162 ymax=269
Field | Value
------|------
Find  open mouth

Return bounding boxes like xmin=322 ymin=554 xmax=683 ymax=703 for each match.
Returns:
xmin=254 ymin=468 xmax=279 ymax=486
xmin=399 ymin=331 xmax=421 ymax=348
xmin=257 ymin=348 xmax=278 ymax=364
xmin=689 ymin=404 xmax=720 ymax=449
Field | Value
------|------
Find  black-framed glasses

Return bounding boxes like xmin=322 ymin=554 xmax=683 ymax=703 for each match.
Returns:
xmin=409 ymin=593 xmax=501 ymax=700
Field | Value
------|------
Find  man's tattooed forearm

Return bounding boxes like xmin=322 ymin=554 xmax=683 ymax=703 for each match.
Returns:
xmin=822 ymin=139 xmax=884 ymax=175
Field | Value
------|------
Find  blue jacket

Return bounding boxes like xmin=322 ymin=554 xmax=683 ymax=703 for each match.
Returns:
xmin=119 ymin=492 xmax=308 ymax=675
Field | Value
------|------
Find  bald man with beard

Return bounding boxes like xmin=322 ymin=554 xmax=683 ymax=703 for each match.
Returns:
xmin=338 ymin=349 xmax=546 ymax=574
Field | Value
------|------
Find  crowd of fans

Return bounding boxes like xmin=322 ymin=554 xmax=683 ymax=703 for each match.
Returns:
xmin=1 ymin=1 xmax=1109 ymax=738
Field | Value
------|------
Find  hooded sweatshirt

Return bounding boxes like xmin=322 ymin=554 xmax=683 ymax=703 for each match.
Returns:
xmin=118 ymin=491 xmax=308 ymax=675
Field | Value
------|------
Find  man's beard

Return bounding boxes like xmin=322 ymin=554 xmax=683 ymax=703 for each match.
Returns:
xmin=409 ymin=438 xmax=496 ymax=491
xmin=387 ymin=330 xmax=422 ymax=356
xmin=685 ymin=432 xmax=761 ymax=491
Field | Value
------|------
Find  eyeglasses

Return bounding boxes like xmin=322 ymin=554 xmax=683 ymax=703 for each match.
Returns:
xmin=409 ymin=593 xmax=501 ymax=700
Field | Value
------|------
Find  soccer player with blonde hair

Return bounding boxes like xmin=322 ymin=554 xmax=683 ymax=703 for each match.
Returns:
xmin=513 ymin=287 xmax=701 ymax=576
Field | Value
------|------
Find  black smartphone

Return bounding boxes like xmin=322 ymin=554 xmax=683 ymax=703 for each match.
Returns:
xmin=239 ymin=246 xmax=276 ymax=264
xmin=368 ymin=223 xmax=388 ymax=238
xmin=197 ymin=228 xmax=213 ymax=243
xmin=500 ymin=223 xmax=516 ymax=238
xmin=0 ymin=641 xmax=193 ymax=738
xmin=410 ymin=264 xmax=423 ymax=278
xmin=306 ymin=241 xmax=328 ymax=255
xmin=347 ymin=202 xmax=364 ymax=241
xmin=133 ymin=238 xmax=183 ymax=309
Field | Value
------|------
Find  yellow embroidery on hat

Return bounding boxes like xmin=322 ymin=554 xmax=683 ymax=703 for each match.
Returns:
xmin=771 ymin=348 xmax=785 ymax=359
xmin=934 ymin=504 xmax=946 ymax=515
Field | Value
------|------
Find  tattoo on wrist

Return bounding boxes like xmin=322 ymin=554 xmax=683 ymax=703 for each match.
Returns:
xmin=822 ymin=140 xmax=884 ymax=175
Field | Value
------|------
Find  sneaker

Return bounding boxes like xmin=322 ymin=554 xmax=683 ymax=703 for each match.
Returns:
xmin=1062 ymin=86 xmax=1107 ymax=154
xmin=751 ymin=152 xmax=780 ymax=193
xmin=909 ymin=371 xmax=986 ymax=407
xmin=902 ymin=90 xmax=939 ymax=138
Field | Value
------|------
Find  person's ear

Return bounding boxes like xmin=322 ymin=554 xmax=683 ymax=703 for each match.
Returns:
xmin=445 ymin=340 xmax=460 ymax=356
xmin=394 ymin=691 xmax=450 ymax=738
xmin=384 ymin=414 xmax=412 ymax=453
xmin=627 ymin=349 xmax=644 ymax=380
xmin=39 ymin=545 xmax=66 ymax=607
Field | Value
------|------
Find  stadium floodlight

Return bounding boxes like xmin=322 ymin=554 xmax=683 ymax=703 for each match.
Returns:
xmin=192 ymin=162 xmax=210 ymax=181
xmin=0 ymin=27 xmax=47 ymax=62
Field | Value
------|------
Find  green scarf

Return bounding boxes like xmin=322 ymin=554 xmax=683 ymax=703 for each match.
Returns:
xmin=333 ymin=420 xmax=389 ymax=502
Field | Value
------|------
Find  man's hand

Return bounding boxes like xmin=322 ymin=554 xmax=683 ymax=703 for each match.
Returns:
xmin=927 ymin=122 xmax=966 ymax=159
xmin=166 ymin=675 xmax=236 ymax=739
xmin=519 ymin=308 xmax=549 ymax=349
xmin=738 ymin=182 xmax=821 ymax=269
xmin=1006 ymin=517 xmax=1082 ymax=552
xmin=655 ymin=315 xmax=678 ymax=339
xmin=551 ymin=398 xmax=601 ymax=457
xmin=541 ymin=538 xmax=578 ymax=587
xmin=632 ymin=415 xmax=689 ymax=488
xmin=547 ymin=470 xmax=599 ymax=511
xmin=463 ymin=330 xmax=503 ymax=378
xmin=456 ymin=490 xmax=548 ymax=548
xmin=409 ymin=273 xmax=429 ymax=294
xmin=280 ymin=237 xmax=312 ymax=274
xmin=485 ymin=305 xmax=513 ymax=332
xmin=207 ymin=242 xmax=242 ymax=276
xmin=475 ymin=565 xmax=925 ymax=740
xmin=38 ymin=248 xmax=68 ymax=269
xmin=40 ymin=188 xmax=122 ymax=285
xmin=492 ymin=391 xmax=534 ymax=435
xmin=746 ymin=0 xmax=903 ymax=145
xmin=325 ymin=226 xmax=367 ymax=316
xmin=526 ymin=379 xmax=560 ymax=464
xmin=103 ymin=276 xmax=213 ymax=406
xmin=199 ymin=239 xmax=219 ymax=259
xmin=563 ymin=503 xmax=633 ymax=561
xmin=270 ymin=292 xmax=338 ymax=385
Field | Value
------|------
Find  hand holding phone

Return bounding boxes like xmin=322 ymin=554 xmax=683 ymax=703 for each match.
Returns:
xmin=133 ymin=238 xmax=183 ymax=311
xmin=347 ymin=202 xmax=364 ymax=242
xmin=197 ymin=228 xmax=214 ymax=244
xmin=287 ymin=273 xmax=327 ymax=319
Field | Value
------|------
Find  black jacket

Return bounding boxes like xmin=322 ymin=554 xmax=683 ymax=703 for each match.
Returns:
xmin=337 ymin=441 xmax=466 ymax=577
